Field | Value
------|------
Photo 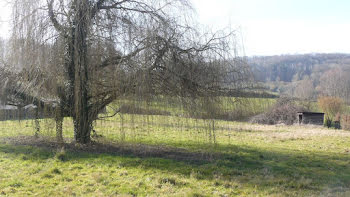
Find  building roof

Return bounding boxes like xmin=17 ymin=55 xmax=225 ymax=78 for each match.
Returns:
xmin=0 ymin=105 xmax=17 ymax=110
xmin=0 ymin=104 xmax=38 ymax=110
xmin=297 ymin=112 xmax=324 ymax=115
xmin=24 ymin=104 xmax=37 ymax=109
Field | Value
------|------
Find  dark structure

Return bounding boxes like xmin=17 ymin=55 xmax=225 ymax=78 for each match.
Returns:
xmin=0 ymin=103 xmax=106 ymax=121
xmin=0 ymin=104 xmax=55 ymax=121
xmin=0 ymin=105 xmax=19 ymax=120
xmin=297 ymin=112 xmax=324 ymax=125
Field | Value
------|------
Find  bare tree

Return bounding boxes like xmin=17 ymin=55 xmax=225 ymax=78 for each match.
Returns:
xmin=318 ymin=67 xmax=350 ymax=102
xmin=2 ymin=0 xmax=250 ymax=144
xmin=293 ymin=77 xmax=315 ymax=110
xmin=318 ymin=96 xmax=344 ymax=127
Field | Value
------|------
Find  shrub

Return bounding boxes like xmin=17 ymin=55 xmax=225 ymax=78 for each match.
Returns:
xmin=341 ymin=114 xmax=350 ymax=130
xmin=250 ymin=97 xmax=305 ymax=125
xmin=318 ymin=96 xmax=344 ymax=123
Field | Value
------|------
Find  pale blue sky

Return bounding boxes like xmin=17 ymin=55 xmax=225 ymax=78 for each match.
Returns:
xmin=192 ymin=0 xmax=350 ymax=56
xmin=230 ymin=0 xmax=350 ymax=22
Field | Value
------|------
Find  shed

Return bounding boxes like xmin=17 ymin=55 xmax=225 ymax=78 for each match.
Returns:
xmin=297 ymin=112 xmax=324 ymax=125
xmin=0 ymin=105 xmax=18 ymax=120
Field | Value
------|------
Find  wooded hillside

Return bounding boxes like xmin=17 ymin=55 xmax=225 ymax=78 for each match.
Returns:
xmin=249 ymin=53 xmax=350 ymax=102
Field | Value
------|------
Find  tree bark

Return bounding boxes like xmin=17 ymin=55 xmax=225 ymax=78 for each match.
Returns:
xmin=72 ymin=0 xmax=91 ymax=144
xmin=55 ymin=104 xmax=64 ymax=143
xmin=34 ymin=107 xmax=40 ymax=138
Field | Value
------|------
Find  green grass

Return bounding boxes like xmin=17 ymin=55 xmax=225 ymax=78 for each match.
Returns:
xmin=1 ymin=109 xmax=350 ymax=196
xmin=110 ymin=96 xmax=276 ymax=120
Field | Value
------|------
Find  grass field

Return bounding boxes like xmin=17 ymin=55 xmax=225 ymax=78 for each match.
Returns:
xmin=1 ymin=110 xmax=350 ymax=196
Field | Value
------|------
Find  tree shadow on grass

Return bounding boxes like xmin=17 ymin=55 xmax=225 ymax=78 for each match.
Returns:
xmin=1 ymin=136 xmax=350 ymax=195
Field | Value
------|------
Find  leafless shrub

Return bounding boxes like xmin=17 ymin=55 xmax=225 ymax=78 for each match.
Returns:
xmin=250 ymin=97 xmax=305 ymax=125
xmin=318 ymin=96 xmax=344 ymax=124
xmin=341 ymin=114 xmax=350 ymax=131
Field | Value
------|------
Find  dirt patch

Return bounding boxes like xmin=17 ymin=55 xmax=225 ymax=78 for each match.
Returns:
xmin=0 ymin=136 xmax=218 ymax=163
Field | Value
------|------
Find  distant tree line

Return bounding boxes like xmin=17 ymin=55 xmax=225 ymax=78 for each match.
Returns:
xmin=249 ymin=53 xmax=350 ymax=103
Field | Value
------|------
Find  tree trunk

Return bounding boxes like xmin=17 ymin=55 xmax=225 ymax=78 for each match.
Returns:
xmin=72 ymin=0 xmax=91 ymax=144
xmin=73 ymin=116 xmax=92 ymax=143
xmin=34 ymin=107 xmax=40 ymax=138
xmin=55 ymin=104 xmax=64 ymax=143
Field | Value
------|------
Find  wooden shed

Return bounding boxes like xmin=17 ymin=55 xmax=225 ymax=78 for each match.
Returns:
xmin=0 ymin=105 xmax=18 ymax=120
xmin=297 ymin=112 xmax=324 ymax=125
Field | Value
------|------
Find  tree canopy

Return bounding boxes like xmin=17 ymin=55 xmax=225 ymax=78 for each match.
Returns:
xmin=0 ymin=0 xmax=251 ymax=143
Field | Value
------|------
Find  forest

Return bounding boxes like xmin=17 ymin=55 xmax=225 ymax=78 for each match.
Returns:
xmin=250 ymin=53 xmax=350 ymax=102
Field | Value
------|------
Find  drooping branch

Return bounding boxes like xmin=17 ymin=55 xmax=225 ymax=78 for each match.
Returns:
xmin=47 ymin=0 xmax=67 ymax=34
xmin=8 ymin=0 xmax=250 ymax=144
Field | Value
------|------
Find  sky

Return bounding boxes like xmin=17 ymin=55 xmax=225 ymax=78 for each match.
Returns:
xmin=0 ymin=1 xmax=11 ymax=41
xmin=191 ymin=0 xmax=350 ymax=56
xmin=0 ymin=0 xmax=350 ymax=56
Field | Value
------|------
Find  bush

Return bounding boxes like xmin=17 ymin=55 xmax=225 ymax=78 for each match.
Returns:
xmin=318 ymin=96 xmax=344 ymax=122
xmin=341 ymin=114 xmax=350 ymax=130
xmin=250 ymin=98 xmax=305 ymax=125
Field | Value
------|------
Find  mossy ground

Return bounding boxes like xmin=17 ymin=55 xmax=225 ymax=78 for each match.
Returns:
xmin=0 ymin=111 xmax=350 ymax=196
